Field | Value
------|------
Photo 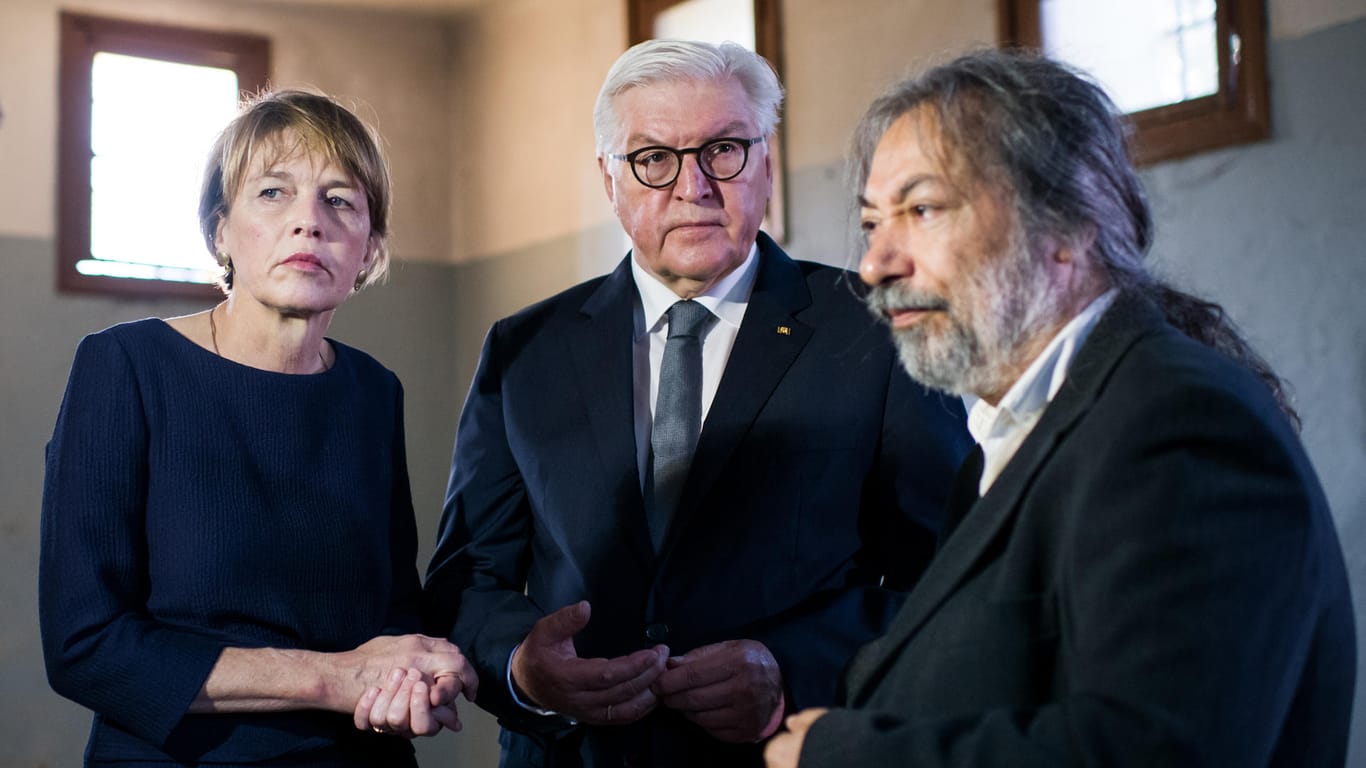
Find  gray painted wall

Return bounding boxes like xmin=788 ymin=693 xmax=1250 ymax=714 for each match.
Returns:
xmin=1146 ymin=19 xmax=1366 ymax=760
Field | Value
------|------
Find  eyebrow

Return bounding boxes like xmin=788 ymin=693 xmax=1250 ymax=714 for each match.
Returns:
xmin=626 ymin=120 xmax=754 ymax=148
xmin=858 ymin=174 xmax=937 ymax=209
xmin=254 ymin=168 xmax=357 ymax=189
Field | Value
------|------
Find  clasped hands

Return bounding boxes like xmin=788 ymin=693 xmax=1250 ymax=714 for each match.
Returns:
xmin=510 ymin=601 xmax=785 ymax=743
xmin=344 ymin=634 xmax=480 ymax=738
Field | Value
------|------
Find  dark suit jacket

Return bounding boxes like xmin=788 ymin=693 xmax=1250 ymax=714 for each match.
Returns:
xmin=424 ymin=234 xmax=971 ymax=767
xmin=803 ymin=292 xmax=1356 ymax=767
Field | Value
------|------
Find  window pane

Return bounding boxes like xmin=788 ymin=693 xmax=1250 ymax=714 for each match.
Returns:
xmin=86 ymin=53 xmax=240 ymax=284
xmin=653 ymin=0 xmax=755 ymax=49
xmin=1040 ymin=0 xmax=1218 ymax=114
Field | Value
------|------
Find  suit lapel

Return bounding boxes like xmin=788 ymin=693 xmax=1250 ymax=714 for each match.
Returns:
xmin=844 ymin=292 xmax=1163 ymax=704
xmin=936 ymin=444 xmax=984 ymax=548
xmin=656 ymin=235 xmax=813 ymax=558
xmin=568 ymin=257 xmax=656 ymax=565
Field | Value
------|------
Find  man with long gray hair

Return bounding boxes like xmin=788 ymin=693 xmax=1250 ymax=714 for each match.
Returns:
xmin=766 ymin=48 xmax=1354 ymax=768
xmin=425 ymin=39 xmax=970 ymax=767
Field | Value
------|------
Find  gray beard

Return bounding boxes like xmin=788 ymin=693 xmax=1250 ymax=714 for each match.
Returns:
xmin=867 ymin=236 xmax=1059 ymax=398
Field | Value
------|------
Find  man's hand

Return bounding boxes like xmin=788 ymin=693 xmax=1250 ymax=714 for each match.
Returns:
xmin=653 ymin=639 xmax=784 ymax=743
xmin=764 ymin=707 xmax=828 ymax=768
xmin=512 ymin=601 xmax=668 ymax=724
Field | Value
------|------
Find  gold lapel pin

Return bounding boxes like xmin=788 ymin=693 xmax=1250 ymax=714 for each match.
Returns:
xmin=777 ymin=326 xmax=791 ymax=335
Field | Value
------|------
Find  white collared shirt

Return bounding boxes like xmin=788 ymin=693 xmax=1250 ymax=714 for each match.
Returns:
xmin=965 ymin=289 xmax=1118 ymax=495
xmin=630 ymin=243 xmax=760 ymax=487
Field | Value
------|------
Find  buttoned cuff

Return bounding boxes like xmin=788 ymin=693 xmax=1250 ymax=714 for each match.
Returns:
xmin=506 ymin=643 xmax=578 ymax=723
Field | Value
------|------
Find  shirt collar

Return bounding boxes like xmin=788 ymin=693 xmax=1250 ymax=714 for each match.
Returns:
xmin=965 ymin=288 xmax=1118 ymax=444
xmin=631 ymin=242 xmax=759 ymax=339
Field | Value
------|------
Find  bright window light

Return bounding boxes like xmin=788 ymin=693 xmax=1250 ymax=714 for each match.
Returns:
xmin=653 ymin=0 xmax=756 ymax=48
xmin=84 ymin=53 xmax=240 ymax=284
xmin=1041 ymin=0 xmax=1218 ymax=114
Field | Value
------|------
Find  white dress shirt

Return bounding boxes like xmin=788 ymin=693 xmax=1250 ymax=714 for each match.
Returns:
xmin=630 ymin=243 xmax=760 ymax=488
xmin=965 ymin=289 xmax=1118 ymax=495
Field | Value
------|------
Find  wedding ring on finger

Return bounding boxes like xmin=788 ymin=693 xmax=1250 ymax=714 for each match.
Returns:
xmin=606 ymin=704 xmax=614 ymax=722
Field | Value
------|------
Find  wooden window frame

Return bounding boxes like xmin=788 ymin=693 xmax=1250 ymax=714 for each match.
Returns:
xmin=57 ymin=12 xmax=270 ymax=299
xmin=998 ymin=0 xmax=1269 ymax=166
xmin=625 ymin=0 xmax=786 ymax=242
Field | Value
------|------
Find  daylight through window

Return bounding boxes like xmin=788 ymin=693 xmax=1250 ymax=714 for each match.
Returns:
xmin=86 ymin=54 xmax=240 ymax=284
xmin=1041 ymin=0 xmax=1219 ymax=114
xmin=58 ymin=13 xmax=270 ymax=298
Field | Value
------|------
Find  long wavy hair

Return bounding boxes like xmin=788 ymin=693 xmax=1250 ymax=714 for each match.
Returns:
xmin=851 ymin=49 xmax=1297 ymax=428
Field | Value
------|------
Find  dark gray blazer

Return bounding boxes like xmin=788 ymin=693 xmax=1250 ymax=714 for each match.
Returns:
xmin=804 ymin=292 xmax=1355 ymax=767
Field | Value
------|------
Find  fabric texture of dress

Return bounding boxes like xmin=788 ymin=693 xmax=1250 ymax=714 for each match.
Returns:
xmin=40 ymin=318 xmax=422 ymax=766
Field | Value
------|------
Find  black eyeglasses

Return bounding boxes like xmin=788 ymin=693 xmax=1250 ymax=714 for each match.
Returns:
xmin=607 ymin=136 xmax=765 ymax=189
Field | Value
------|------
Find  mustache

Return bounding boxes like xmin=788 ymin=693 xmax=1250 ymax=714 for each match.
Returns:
xmin=866 ymin=282 xmax=951 ymax=315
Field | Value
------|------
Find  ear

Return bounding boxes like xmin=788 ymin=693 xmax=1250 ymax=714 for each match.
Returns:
xmin=598 ymin=155 xmax=616 ymax=206
xmin=363 ymin=234 xmax=379 ymax=267
xmin=213 ymin=214 xmax=227 ymax=254
xmin=762 ymin=144 xmax=774 ymax=197
xmin=1053 ymin=225 xmax=1098 ymax=265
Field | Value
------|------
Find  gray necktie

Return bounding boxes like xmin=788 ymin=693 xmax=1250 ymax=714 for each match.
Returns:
xmin=648 ymin=300 xmax=713 ymax=551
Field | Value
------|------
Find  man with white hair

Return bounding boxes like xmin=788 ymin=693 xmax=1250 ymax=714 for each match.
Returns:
xmin=425 ymin=39 xmax=970 ymax=767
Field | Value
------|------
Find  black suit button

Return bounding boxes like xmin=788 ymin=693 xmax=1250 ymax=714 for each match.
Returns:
xmin=644 ymin=623 xmax=670 ymax=643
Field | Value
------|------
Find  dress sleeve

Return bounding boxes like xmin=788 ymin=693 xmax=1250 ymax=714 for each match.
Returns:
xmin=39 ymin=331 xmax=226 ymax=747
xmin=383 ymin=380 xmax=424 ymax=634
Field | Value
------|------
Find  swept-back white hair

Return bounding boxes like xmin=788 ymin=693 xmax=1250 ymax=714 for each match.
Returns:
xmin=593 ymin=38 xmax=783 ymax=153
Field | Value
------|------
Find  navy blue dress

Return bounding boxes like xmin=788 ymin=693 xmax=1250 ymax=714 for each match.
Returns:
xmin=40 ymin=319 xmax=422 ymax=766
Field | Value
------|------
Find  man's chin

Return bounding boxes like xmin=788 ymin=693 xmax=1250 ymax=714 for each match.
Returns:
xmin=658 ymin=248 xmax=745 ymax=284
xmin=890 ymin=332 xmax=977 ymax=396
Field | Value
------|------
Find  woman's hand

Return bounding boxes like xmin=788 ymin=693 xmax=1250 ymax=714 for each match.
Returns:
xmin=353 ymin=666 xmax=472 ymax=737
xmin=333 ymin=634 xmax=478 ymax=711
xmin=342 ymin=635 xmax=478 ymax=737
xmin=189 ymin=633 xmax=478 ymax=728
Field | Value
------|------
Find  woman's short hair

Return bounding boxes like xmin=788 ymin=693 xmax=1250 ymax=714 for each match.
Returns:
xmin=198 ymin=89 xmax=392 ymax=292
xmin=593 ymin=39 xmax=784 ymax=153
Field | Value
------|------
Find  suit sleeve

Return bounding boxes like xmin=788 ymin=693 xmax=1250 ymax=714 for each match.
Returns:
xmin=755 ymin=362 xmax=971 ymax=711
xmin=423 ymin=323 xmax=558 ymax=731
xmin=39 ymin=333 xmax=226 ymax=747
xmin=868 ymin=366 xmax=971 ymax=589
xmin=798 ymin=378 xmax=1352 ymax=767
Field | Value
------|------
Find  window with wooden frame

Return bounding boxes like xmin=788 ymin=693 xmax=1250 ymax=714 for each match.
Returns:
xmin=57 ymin=12 xmax=270 ymax=299
xmin=999 ymin=0 xmax=1269 ymax=165
xmin=626 ymin=0 xmax=786 ymax=241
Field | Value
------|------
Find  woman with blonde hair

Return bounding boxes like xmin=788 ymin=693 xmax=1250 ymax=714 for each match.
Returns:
xmin=40 ymin=89 xmax=476 ymax=767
